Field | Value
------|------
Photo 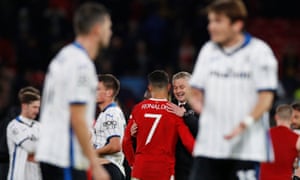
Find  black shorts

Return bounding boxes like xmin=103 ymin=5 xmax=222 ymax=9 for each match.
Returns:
xmin=103 ymin=163 xmax=125 ymax=180
xmin=0 ymin=162 xmax=9 ymax=180
xmin=40 ymin=162 xmax=88 ymax=180
xmin=189 ymin=156 xmax=260 ymax=180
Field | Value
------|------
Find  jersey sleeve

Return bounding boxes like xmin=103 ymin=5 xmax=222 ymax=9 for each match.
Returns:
xmin=189 ymin=43 xmax=210 ymax=90
xmin=69 ymin=64 xmax=93 ymax=104
xmin=7 ymin=123 xmax=37 ymax=153
xmin=122 ymin=114 xmax=135 ymax=166
xmin=176 ymin=117 xmax=195 ymax=154
xmin=252 ymin=44 xmax=278 ymax=91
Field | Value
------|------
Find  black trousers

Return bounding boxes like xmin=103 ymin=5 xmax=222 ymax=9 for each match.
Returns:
xmin=175 ymin=166 xmax=191 ymax=180
xmin=0 ymin=162 xmax=9 ymax=180
xmin=189 ymin=157 xmax=259 ymax=180
xmin=40 ymin=162 xmax=87 ymax=180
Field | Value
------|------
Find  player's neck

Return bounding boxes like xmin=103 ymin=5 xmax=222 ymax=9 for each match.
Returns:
xmin=99 ymin=100 xmax=114 ymax=112
xmin=276 ymin=120 xmax=291 ymax=128
xmin=75 ymin=36 xmax=99 ymax=60
xmin=20 ymin=112 xmax=32 ymax=121
xmin=221 ymin=33 xmax=244 ymax=48
xmin=150 ymin=91 xmax=168 ymax=100
xmin=178 ymin=101 xmax=187 ymax=105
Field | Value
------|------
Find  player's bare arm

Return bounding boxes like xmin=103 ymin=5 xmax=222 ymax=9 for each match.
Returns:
xmin=94 ymin=137 xmax=120 ymax=164
xmin=188 ymin=87 xmax=203 ymax=114
xmin=70 ymin=104 xmax=110 ymax=180
xmin=296 ymin=137 xmax=300 ymax=152
xmin=224 ymin=91 xmax=274 ymax=140
xmin=96 ymin=137 xmax=121 ymax=156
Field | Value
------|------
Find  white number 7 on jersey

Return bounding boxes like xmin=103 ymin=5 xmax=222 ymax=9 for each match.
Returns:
xmin=144 ymin=113 xmax=162 ymax=145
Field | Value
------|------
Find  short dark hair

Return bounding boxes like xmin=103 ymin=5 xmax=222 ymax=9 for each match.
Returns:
xmin=148 ymin=70 xmax=169 ymax=89
xmin=73 ymin=2 xmax=109 ymax=35
xmin=206 ymin=0 xmax=247 ymax=24
xmin=291 ymin=102 xmax=300 ymax=112
xmin=98 ymin=74 xmax=120 ymax=97
xmin=276 ymin=104 xmax=293 ymax=120
xmin=18 ymin=86 xmax=40 ymax=104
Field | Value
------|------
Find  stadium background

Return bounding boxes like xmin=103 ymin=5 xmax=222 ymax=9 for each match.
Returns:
xmin=0 ymin=0 xmax=299 ymax=118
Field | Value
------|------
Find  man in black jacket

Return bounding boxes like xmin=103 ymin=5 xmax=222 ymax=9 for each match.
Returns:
xmin=167 ymin=71 xmax=199 ymax=180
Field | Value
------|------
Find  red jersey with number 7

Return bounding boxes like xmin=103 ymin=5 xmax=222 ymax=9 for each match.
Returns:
xmin=122 ymin=98 xmax=195 ymax=180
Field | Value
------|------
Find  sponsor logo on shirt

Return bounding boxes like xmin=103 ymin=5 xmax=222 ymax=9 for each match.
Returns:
xmin=210 ymin=69 xmax=251 ymax=79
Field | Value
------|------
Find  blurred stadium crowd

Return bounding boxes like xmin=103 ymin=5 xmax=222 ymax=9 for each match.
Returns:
xmin=0 ymin=0 xmax=299 ymax=118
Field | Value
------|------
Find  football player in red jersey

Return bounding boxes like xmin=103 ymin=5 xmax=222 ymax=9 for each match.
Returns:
xmin=122 ymin=70 xmax=194 ymax=180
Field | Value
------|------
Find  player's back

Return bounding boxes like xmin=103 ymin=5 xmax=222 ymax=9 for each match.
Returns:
xmin=133 ymin=98 xmax=186 ymax=160
xmin=36 ymin=43 xmax=97 ymax=169
xmin=260 ymin=126 xmax=298 ymax=180
xmin=128 ymin=98 xmax=194 ymax=179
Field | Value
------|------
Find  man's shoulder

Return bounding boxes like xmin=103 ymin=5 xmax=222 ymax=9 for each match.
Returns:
xmin=271 ymin=126 xmax=298 ymax=136
xmin=137 ymin=99 xmax=169 ymax=108
xmin=132 ymin=99 xmax=172 ymax=115
xmin=248 ymin=37 xmax=273 ymax=53
xmin=7 ymin=118 xmax=18 ymax=129
xmin=201 ymin=41 xmax=217 ymax=52
xmin=103 ymin=106 xmax=124 ymax=117
xmin=133 ymin=99 xmax=151 ymax=108
xmin=107 ymin=105 xmax=123 ymax=111
xmin=54 ymin=44 xmax=91 ymax=66
xmin=6 ymin=119 xmax=23 ymax=137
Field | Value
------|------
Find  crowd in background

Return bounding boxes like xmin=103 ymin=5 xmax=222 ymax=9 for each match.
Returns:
xmin=0 ymin=0 xmax=299 ymax=118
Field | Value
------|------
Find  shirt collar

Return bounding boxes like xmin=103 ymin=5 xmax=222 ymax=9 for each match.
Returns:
xmin=217 ymin=32 xmax=252 ymax=56
xmin=178 ymin=102 xmax=187 ymax=106
xmin=102 ymin=102 xmax=117 ymax=112
xmin=73 ymin=41 xmax=88 ymax=56
xmin=16 ymin=115 xmax=35 ymax=127
xmin=149 ymin=98 xmax=168 ymax=102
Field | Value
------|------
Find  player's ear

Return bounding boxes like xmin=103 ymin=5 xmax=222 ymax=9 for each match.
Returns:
xmin=21 ymin=103 xmax=27 ymax=110
xmin=232 ymin=20 xmax=244 ymax=33
xmin=106 ymin=89 xmax=113 ymax=97
xmin=167 ymin=83 xmax=171 ymax=91
xmin=91 ymin=22 xmax=102 ymax=37
xmin=274 ymin=114 xmax=279 ymax=124
xmin=148 ymin=85 xmax=152 ymax=92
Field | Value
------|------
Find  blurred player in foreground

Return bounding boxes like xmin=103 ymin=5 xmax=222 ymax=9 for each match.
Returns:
xmin=36 ymin=2 xmax=112 ymax=180
xmin=188 ymin=0 xmax=278 ymax=179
